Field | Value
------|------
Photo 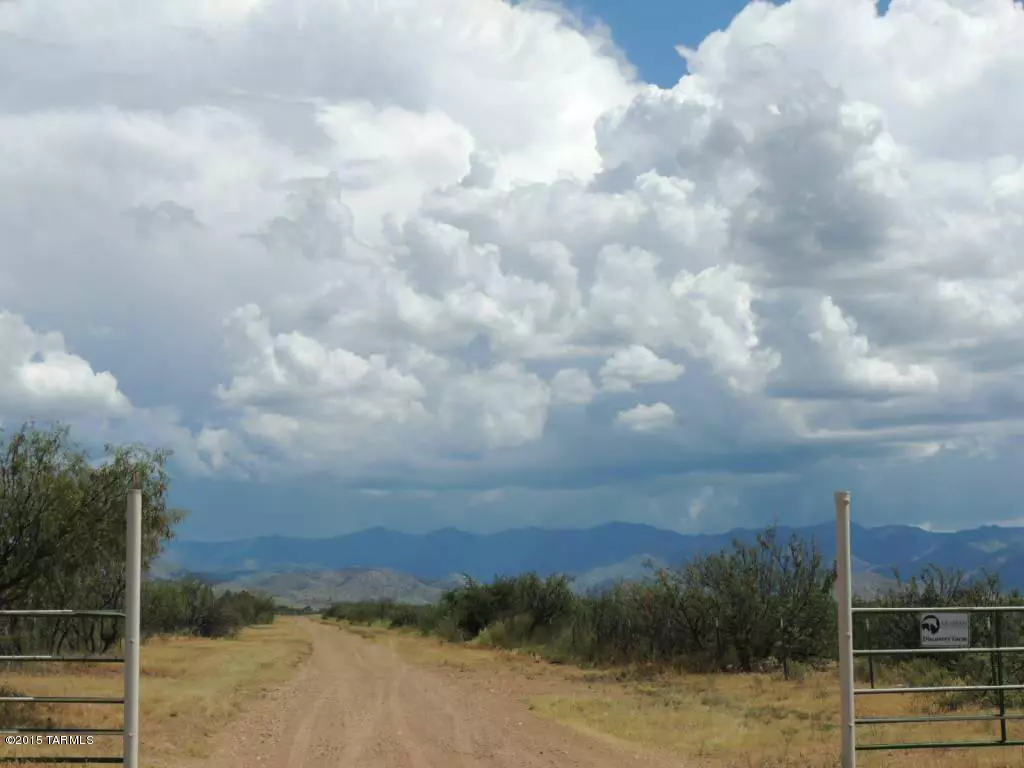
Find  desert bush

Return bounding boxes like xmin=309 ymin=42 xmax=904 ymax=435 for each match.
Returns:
xmin=433 ymin=613 xmax=466 ymax=642
xmin=853 ymin=565 xmax=1024 ymax=708
xmin=0 ymin=423 xmax=269 ymax=651
xmin=386 ymin=603 xmax=427 ymax=628
xmin=139 ymin=579 xmax=276 ymax=639
xmin=475 ymin=613 xmax=536 ymax=649
xmin=517 ymin=527 xmax=835 ymax=673
xmin=321 ymin=600 xmax=434 ymax=632
xmin=435 ymin=573 xmax=577 ymax=641
xmin=326 ymin=527 xmax=1024 ymax=695
xmin=0 ymin=422 xmax=185 ymax=655
xmin=385 ymin=526 xmax=836 ymax=675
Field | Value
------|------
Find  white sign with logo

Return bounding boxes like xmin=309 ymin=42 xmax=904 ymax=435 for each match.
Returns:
xmin=919 ymin=612 xmax=970 ymax=648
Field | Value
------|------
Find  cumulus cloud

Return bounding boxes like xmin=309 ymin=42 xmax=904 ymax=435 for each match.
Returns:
xmin=211 ymin=302 xmax=557 ymax=474
xmin=599 ymin=345 xmax=685 ymax=393
xmin=0 ymin=312 xmax=210 ymax=475
xmin=550 ymin=368 xmax=597 ymax=405
xmin=3 ymin=0 xmax=1024 ymax=533
xmin=808 ymin=296 xmax=940 ymax=396
xmin=616 ymin=402 xmax=676 ymax=433
xmin=0 ymin=312 xmax=130 ymax=418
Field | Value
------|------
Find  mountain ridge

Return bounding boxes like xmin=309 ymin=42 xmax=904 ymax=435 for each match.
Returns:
xmin=157 ymin=519 xmax=1024 ymax=591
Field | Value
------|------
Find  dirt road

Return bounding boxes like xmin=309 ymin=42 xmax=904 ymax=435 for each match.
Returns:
xmin=200 ymin=619 xmax=682 ymax=768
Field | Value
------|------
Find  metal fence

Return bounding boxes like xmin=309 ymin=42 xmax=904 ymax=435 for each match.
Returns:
xmin=0 ymin=488 xmax=142 ymax=767
xmin=835 ymin=490 xmax=1024 ymax=767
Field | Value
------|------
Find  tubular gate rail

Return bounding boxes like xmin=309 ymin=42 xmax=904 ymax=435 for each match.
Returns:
xmin=835 ymin=491 xmax=1024 ymax=767
xmin=0 ymin=488 xmax=142 ymax=767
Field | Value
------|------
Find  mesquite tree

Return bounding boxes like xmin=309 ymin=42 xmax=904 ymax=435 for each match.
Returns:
xmin=0 ymin=422 xmax=185 ymax=653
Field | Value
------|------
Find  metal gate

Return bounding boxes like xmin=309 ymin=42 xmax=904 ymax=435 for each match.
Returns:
xmin=0 ymin=487 xmax=142 ymax=767
xmin=835 ymin=490 xmax=1024 ymax=767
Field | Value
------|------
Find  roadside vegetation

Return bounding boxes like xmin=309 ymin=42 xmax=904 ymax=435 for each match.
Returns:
xmin=0 ymin=422 xmax=284 ymax=742
xmin=325 ymin=539 xmax=1024 ymax=766
xmin=854 ymin=566 xmax=1024 ymax=710
xmin=0 ymin=421 xmax=279 ymax=654
xmin=325 ymin=527 xmax=840 ymax=676
xmin=140 ymin=578 xmax=277 ymax=639
xmin=325 ymin=530 xmax=1024 ymax=741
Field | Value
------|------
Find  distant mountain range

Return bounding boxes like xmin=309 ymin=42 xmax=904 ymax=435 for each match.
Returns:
xmin=152 ymin=521 xmax=1024 ymax=608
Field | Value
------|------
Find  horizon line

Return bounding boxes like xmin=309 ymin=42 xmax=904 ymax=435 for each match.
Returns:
xmin=170 ymin=518 xmax=1022 ymax=546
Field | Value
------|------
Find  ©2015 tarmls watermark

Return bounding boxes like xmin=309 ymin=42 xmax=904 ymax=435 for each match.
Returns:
xmin=5 ymin=734 xmax=97 ymax=746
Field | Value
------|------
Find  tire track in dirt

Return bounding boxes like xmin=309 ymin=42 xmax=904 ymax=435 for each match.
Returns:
xmin=335 ymin=639 xmax=389 ymax=766
xmin=284 ymin=686 xmax=329 ymax=768
xmin=397 ymin=654 xmax=504 ymax=765
xmin=433 ymin=670 xmax=479 ymax=767
xmin=386 ymin=658 xmax=433 ymax=768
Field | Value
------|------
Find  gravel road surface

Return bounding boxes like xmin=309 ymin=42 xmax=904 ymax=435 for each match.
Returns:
xmin=200 ymin=619 xmax=683 ymax=768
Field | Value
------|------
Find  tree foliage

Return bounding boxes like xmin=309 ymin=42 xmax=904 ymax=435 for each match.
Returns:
xmin=326 ymin=526 xmax=838 ymax=675
xmin=142 ymin=579 xmax=276 ymax=639
xmin=0 ymin=422 xmax=274 ymax=654
xmin=0 ymin=422 xmax=184 ymax=610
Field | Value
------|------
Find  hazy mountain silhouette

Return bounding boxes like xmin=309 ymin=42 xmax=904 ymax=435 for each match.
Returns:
xmin=156 ymin=521 xmax=1024 ymax=590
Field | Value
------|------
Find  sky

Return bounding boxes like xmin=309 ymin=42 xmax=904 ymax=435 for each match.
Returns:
xmin=2 ymin=0 xmax=1023 ymax=541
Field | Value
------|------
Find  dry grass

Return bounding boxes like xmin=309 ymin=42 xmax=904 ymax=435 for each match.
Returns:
xmin=323 ymin=619 xmax=555 ymax=676
xmin=528 ymin=667 xmax=1024 ymax=767
xmin=0 ymin=617 xmax=311 ymax=767
xmin=329 ymin=621 xmax=1024 ymax=768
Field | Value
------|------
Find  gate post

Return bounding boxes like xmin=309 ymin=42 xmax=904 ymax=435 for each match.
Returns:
xmin=124 ymin=484 xmax=142 ymax=768
xmin=835 ymin=490 xmax=856 ymax=767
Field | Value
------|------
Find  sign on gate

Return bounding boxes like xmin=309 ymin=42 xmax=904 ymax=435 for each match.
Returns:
xmin=836 ymin=491 xmax=1024 ymax=767
xmin=919 ymin=612 xmax=970 ymax=648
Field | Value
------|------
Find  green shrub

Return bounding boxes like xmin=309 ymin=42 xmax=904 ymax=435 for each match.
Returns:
xmin=324 ymin=529 xmax=1024 ymax=697
xmin=853 ymin=565 xmax=1024 ymax=708
xmin=476 ymin=613 xmax=535 ymax=649
xmin=139 ymin=579 xmax=276 ymax=639
xmin=321 ymin=600 xmax=436 ymax=633
xmin=434 ymin=614 xmax=465 ymax=643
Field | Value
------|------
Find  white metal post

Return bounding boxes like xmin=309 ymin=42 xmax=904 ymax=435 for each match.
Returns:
xmin=124 ymin=486 xmax=142 ymax=768
xmin=835 ymin=490 xmax=856 ymax=768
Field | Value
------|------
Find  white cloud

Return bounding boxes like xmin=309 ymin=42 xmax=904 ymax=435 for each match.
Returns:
xmin=437 ymin=363 xmax=552 ymax=451
xmin=0 ymin=312 xmax=212 ymax=475
xmin=599 ymin=345 xmax=684 ymax=393
xmin=616 ymin=402 xmax=675 ymax=433
xmin=471 ymin=488 xmax=506 ymax=505
xmin=687 ymin=486 xmax=716 ymax=522
xmin=550 ymin=368 xmax=597 ymax=405
xmin=0 ymin=312 xmax=130 ymax=417
xmin=809 ymin=296 xmax=940 ymax=396
xmin=3 ymin=0 xmax=1024 ymax=533
xmin=214 ymin=303 xmax=553 ymax=468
